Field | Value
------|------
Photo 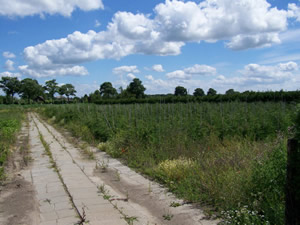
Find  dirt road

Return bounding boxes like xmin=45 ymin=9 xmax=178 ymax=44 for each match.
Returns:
xmin=0 ymin=113 xmax=219 ymax=225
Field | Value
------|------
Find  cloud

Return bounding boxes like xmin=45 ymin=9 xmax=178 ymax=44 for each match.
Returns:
xmin=288 ymin=3 xmax=300 ymax=22
xmin=19 ymin=65 xmax=88 ymax=78
xmin=155 ymin=0 xmax=289 ymax=49
xmin=152 ymin=64 xmax=165 ymax=72
xmin=280 ymin=29 xmax=300 ymax=43
xmin=4 ymin=60 xmax=15 ymax=71
xmin=226 ymin=33 xmax=281 ymax=50
xmin=145 ymin=61 xmax=300 ymax=94
xmin=212 ymin=61 xmax=299 ymax=91
xmin=145 ymin=75 xmax=154 ymax=81
xmin=166 ymin=64 xmax=217 ymax=79
xmin=0 ymin=0 xmax=104 ymax=17
xmin=95 ymin=20 xmax=101 ymax=27
xmin=166 ymin=70 xmax=190 ymax=80
xmin=0 ymin=71 xmax=21 ymax=78
xmin=113 ymin=65 xmax=139 ymax=74
xmin=241 ymin=61 xmax=298 ymax=79
xmin=184 ymin=64 xmax=217 ymax=75
xmin=3 ymin=51 xmax=16 ymax=59
xmin=19 ymin=0 xmax=300 ymax=77
xmin=127 ymin=73 xmax=136 ymax=79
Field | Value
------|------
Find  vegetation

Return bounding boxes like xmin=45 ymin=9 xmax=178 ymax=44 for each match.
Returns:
xmin=193 ymin=88 xmax=205 ymax=97
xmin=174 ymin=86 xmax=187 ymax=96
xmin=40 ymin=102 xmax=298 ymax=224
xmin=0 ymin=106 xmax=24 ymax=180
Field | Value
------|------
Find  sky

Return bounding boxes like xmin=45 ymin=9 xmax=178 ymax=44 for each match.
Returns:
xmin=1 ymin=0 xmax=300 ymax=96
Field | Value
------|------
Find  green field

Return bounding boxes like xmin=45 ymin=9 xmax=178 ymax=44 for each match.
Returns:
xmin=40 ymin=102 xmax=299 ymax=224
xmin=0 ymin=107 xmax=24 ymax=180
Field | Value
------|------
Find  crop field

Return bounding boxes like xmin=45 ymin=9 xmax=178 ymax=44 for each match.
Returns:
xmin=40 ymin=102 xmax=298 ymax=224
xmin=0 ymin=107 xmax=24 ymax=180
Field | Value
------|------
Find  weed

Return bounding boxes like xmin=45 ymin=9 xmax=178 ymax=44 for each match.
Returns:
xmin=162 ymin=211 xmax=173 ymax=221
xmin=170 ymin=202 xmax=181 ymax=207
xmin=115 ymin=169 xmax=121 ymax=181
xmin=124 ymin=215 xmax=138 ymax=225
xmin=79 ymin=143 xmax=95 ymax=160
xmin=44 ymin=198 xmax=51 ymax=204
xmin=96 ymin=159 xmax=109 ymax=172
xmin=148 ymin=181 xmax=152 ymax=193
xmin=97 ymin=184 xmax=112 ymax=200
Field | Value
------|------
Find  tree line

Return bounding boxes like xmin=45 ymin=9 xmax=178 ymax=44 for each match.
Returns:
xmin=0 ymin=77 xmax=76 ymax=104
xmin=0 ymin=76 xmax=299 ymax=104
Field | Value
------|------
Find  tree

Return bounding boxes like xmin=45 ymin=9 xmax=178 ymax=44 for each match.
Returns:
xmin=225 ymin=89 xmax=235 ymax=95
xmin=100 ymin=82 xmax=117 ymax=98
xmin=20 ymin=78 xmax=44 ymax=103
xmin=59 ymin=84 xmax=76 ymax=102
xmin=174 ymin=86 xmax=187 ymax=96
xmin=127 ymin=78 xmax=146 ymax=98
xmin=44 ymin=79 xmax=58 ymax=101
xmin=207 ymin=88 xmax=217 ymax=96
xmin=193 ymin=88 xmax=205 ymax=97
xmin=89 ymin=90 xmax=101 ymax=102
xmin=0 ymin=76 xmax=21 ymax=103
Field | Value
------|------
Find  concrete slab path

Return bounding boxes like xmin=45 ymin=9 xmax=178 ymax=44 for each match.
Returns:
xmin=21 ymin=112 xmax=219 ymax=225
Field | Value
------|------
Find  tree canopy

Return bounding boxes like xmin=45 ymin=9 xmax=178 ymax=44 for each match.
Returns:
xmin=59 ymin=84 xmax=76 ymax=102
xmin=127 ymin=78 xmax=146 ymax=98
xmin=100 ymin=82 xmax=117 ymax=98
xmin=174 ymin=86 xmax=188 ymax=96
xmin=193 ymin=88 xmax=205 ymax=97
xmin=0 ymin=76 xmax=21 ymax=103
xmin=20 ymin=78 xmax=44 ymax=103
xmin=207 ymin=88 xmax=217 ymax=96
xmin=44 ymin=79 xmax=58 ymax=100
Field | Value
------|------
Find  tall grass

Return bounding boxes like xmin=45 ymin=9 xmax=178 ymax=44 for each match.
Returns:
xmin=40 ymin=102 xmax=296 ymax=224
xmin=0 ymin=107 xmax=24 ymax=180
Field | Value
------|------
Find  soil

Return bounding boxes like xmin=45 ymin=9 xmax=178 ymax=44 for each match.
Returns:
xmin=0 ymin=120 xmax=39 ymax=225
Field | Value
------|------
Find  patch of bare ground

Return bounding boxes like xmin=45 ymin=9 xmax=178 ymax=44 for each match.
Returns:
xmin=0 ymin=116 xmax=39 ymax=225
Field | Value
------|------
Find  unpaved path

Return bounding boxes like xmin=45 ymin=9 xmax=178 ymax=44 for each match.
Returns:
xmin=1 ymin=113 xmax=219 ymax=225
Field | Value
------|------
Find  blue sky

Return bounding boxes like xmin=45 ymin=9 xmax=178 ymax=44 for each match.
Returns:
xmin=1 ymin=0 xmax=300 ymax=96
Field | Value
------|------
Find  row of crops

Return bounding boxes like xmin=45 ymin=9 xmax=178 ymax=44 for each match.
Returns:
xmin=41 ymin=102 xmax=298 ymax=224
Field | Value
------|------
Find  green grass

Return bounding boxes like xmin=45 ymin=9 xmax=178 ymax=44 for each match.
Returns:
xmin=0 ymin=107 xmax=24 ymax=180
xmin=40 ymin=102 xmax=297 ymax=224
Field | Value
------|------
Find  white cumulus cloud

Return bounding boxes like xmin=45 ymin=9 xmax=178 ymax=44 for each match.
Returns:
xmin=288 ymin=3 xmax=300 ymax=22
xmin=167 ymin=64 xmax=217 ymax=79
xmin=127 ymin=73 xmax=136 ymax=80
xmin=4 ymin=60 xmax=15 ymax=71
xmin=113 ymin=66 xmax=140 ymax=75
xmin=0 ymin=71 xmax=21 ymax=78
xmin=152 ymin=64 xmax=165 ymax=72
xmin=2 ymin=51 xmax=16 ymax=59
xmin=18 ymin=0 xmax=300 ymax=78
xmin=0 ymin=0 xmax=104 ymax=17
xmin=19 ymin=65 xmax=88 ymax=78
xmin=212 ymin=61 xmax=299 ymax=91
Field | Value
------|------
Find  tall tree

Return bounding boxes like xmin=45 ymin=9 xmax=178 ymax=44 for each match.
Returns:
xmin=0 ymin=76 xmax=21 ymax=103
xmin=20 ymin=78 xmax=44 ymax=103
xmin=225 ymin=89 xmax=236 ymax=95
xmin=127 ymin=78 xmax=146 ymax=98
xmin=44 ymin=79 xmax=58 ymax=101
xmin=174 ymin=86 xmax=187 ymax=96
xmin=193 ymin=88 xmax=205 ymax=97
xmin=207 ymin=88 xmax=217 ymax=96
xmin=59 ymin=84 xmax=76 ymax=102
xmin=100 ymin=82 xmax=117 ymax=98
